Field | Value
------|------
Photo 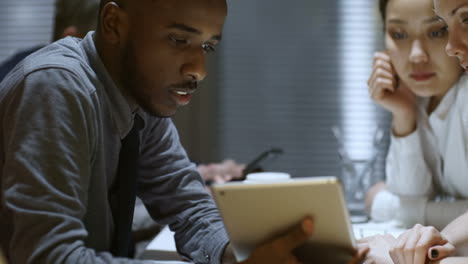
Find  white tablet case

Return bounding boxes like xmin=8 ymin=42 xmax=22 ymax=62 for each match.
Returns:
xmin=211 ymin=176 xmax=356 ymax=263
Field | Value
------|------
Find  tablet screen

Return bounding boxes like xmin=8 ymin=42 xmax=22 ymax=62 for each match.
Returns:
xmin=211 ymin=176 xmax=356 ymax=263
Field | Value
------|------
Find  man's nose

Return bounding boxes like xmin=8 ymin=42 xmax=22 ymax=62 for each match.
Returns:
xmin=181 ymin=48 xmax=207 ymax=82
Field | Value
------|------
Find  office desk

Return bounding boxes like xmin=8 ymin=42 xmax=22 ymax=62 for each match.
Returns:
xmin=140 ymin=220 xmax=406 ymax=262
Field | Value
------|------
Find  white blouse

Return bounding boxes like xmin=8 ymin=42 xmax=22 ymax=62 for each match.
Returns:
xmin=371 ymin=74 xmax=468 ymax=229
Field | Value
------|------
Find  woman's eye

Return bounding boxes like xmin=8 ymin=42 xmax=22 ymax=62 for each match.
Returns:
xmin=429 ymin=27 xmax=447 ymax=38
xmin=391 ymin=32 xmax=407 ymax=40
xmin=169 ymin=36 xmax=188 ymax=45
xmin=202 ymin=43 xmax=216 ymax=53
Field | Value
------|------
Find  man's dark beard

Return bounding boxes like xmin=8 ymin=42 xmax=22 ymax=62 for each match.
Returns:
xmin=121 ymin=42 xmax=172 ymax=118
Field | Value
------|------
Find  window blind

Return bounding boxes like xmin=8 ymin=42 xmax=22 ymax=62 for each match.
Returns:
xmin=212 ymin=0 xmax=391 ymax=180
xmin=0 ymin=0 xmax=54 ymax=62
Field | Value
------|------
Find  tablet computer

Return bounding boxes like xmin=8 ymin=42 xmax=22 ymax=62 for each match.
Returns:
xmin=211 ymin=176 xmax=356 ymax=263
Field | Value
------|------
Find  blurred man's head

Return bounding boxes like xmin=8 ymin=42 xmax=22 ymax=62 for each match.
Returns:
xmin=53 ymin=0 xmax=100 ymax=41
xmin=95 ymin=0 xmax=227 ymax=117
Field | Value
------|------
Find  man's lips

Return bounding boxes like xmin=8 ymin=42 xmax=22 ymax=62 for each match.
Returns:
xmin=170 ymin=92 xmax=192 ymax=106
xmin=409 ymin=72 xmax=436 ymax=81
xmin=169 ymin=81 xmax=198 ymax=95
xmin=168 ymin=82 xmax=198 ymax=106
xmin=169 ymin=88 xmax=196 ymax=96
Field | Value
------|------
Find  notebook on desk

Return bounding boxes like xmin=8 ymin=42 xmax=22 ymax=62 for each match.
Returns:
xmin=211 ymin=176 xmax=357 ymax=264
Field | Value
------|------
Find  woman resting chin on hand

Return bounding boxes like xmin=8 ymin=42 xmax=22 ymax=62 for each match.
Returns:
xmin=367 ymin=0 xmax=468 ymax=231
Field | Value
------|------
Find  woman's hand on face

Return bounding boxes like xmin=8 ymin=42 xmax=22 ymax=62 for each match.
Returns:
xmin=389 ymin=224 xmax=456 ymax=264
xmin=367 ymin=51 xmax=416 ymax=118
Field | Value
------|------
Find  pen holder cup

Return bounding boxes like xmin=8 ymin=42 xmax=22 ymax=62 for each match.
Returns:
xmin=339 ymin=158 xmax=377 ymax=218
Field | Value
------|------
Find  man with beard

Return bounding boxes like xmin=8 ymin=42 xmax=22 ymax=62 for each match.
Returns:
xmin=0 ymin=0 xmax=366 ymax=263
xmin=0 ymin=0 xmax=251 ymax=260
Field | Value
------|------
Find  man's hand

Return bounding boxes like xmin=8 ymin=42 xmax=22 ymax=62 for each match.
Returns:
xmin=220 ymin=216 xmax=314 ymax=264
xmin=349 ymin=245 xmax=370 ymax=264
xmin=239 ymin=216 xmax=314 ymax=264
xmin=223 ymin=216 xmax=367 ymax=264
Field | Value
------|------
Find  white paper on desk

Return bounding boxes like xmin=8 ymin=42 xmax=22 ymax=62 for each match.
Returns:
xmin=146 ymin=226 xmax=177 ymax=251
xmin=140 ymin=226 xmax=182 ymax=261
xmin=352 ymin=220 xmax=406 ymax=239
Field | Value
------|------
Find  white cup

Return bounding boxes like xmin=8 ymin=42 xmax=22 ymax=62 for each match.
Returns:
xmin=243 ymin=172 xmax=291 ymax=184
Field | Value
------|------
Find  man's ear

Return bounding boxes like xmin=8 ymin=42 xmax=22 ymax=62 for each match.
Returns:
xmin=99 ymin=2 xmax=129 ymax=45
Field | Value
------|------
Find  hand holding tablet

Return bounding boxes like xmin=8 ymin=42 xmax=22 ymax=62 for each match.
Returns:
xmin=212 ymin=176 xmax=362 ymax=264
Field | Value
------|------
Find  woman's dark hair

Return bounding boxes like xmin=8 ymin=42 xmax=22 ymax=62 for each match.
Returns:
xmin=379 ymin=0 xmax=389 ymax=23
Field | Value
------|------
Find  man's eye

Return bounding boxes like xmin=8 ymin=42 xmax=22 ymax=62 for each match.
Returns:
xmin=169 ymin=36 xmax=188 ymax=45
xmin=391 ymin=32 xmax=407 ymax=40
xmin=202 ymin=43 xmax=216 ymax=53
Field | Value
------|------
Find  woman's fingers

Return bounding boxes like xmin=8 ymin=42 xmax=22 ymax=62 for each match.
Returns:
xmin=402 ymin=229 xmax=421 ymax=264
xmin=390 ymin=229 xmax=411 ymax=264
xmin=372 ymin=51 xmax=392 ymax=67
xmin=428 ymin=243 xmax=456 ymax=261
xmin=368 ymin=54 xmax=396 ymax=101
xmin=390 ymin=224 xmax=451 ymax=264
xmin=411 ymin=226 xmax=447 ymax=264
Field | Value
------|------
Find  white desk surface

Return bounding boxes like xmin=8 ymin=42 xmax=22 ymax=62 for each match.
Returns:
xmin=140 ymin=221 xmax=406 ymax=262
xmin=353 ymin=220 xmax=406 ymax=239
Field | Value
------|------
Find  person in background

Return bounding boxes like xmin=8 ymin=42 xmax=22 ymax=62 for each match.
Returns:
xmin=0 ymin=0 xmax=99 ymax=82
xmin=366 ymin=0 xmax=468 ymax=231
xmin=199 ymin=159 xmax=245 ymax=184
xmin=360 ymin=0 xmax=468 ymax=263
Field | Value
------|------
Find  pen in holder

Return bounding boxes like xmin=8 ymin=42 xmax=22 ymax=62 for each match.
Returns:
xmin=332 ymin=126 xmax=385 ymax=221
